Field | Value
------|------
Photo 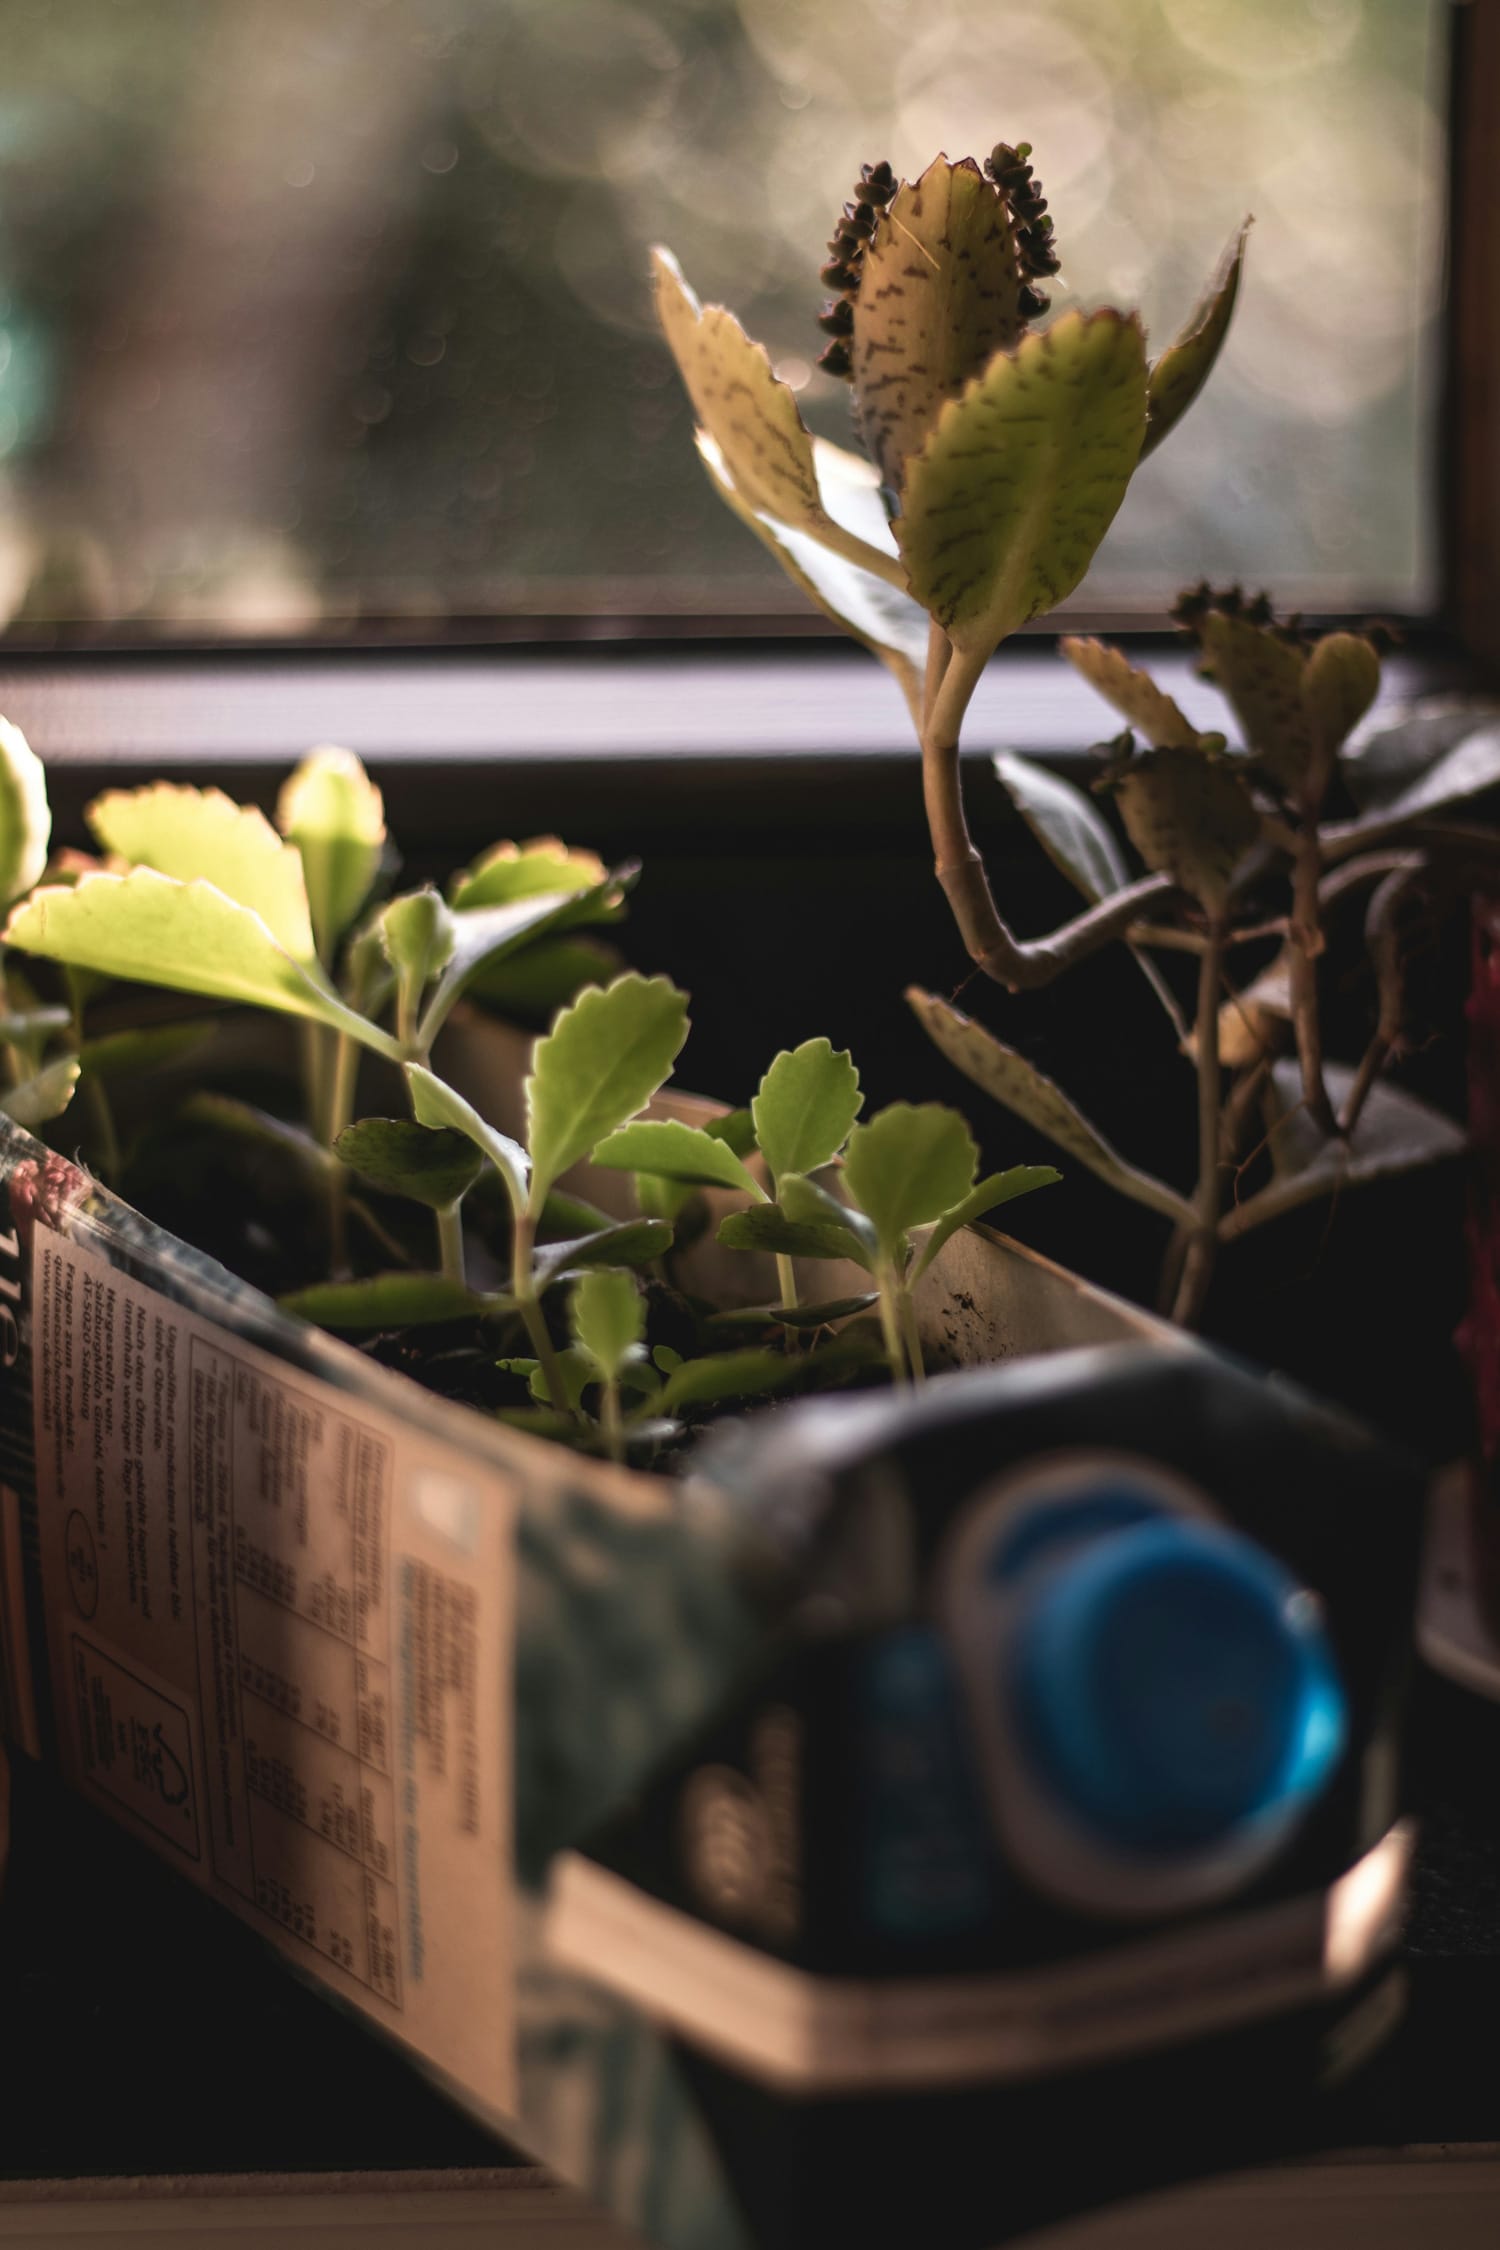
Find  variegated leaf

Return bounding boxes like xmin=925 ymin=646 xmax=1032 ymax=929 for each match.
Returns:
xmin=850 ymin=156 xmax=1027 ymax=497
xmin=1195 ymin=613 xmax=1312 ymax=792
xmin=900 ymin=310 xmax=1148 ymax=662
xmin=909 ymin=987 xmax=1192 ymax=1224
xmin=1141 ymin=220 xmax=1250 ymax=461
xmin=1100 ymin=746 xmax=1259 ymax=913
xmin=653 ymin=248 xmax=899 ymax=586
xmin=1061 ymin=637 xmax=1206 ymax=750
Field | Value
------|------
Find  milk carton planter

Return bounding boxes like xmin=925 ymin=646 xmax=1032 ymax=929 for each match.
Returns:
xmin=0 ymin=993 xmax=1422 ymax=2250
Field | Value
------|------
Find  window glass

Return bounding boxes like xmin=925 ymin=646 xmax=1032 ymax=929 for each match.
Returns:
xmin=0 ymin=0 xmax=1445 ymax=636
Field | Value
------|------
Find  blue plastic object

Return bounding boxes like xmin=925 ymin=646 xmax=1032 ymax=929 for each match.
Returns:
xmin=1007 ymin=1518 xmax=1347 ymax=1857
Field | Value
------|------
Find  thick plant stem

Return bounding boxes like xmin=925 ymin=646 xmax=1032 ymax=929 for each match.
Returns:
xmin=775 ymin=1251 xmax=799 ymax=1312
xmin=1289 ymin=824 xmax=1337 ymax=1137
xmin=921 ymin=643 xmax=1177 ymax=989
xmin=512 ymin=1208 xmax=573 ymax=1418
xmin=436 ymin=1202 xmax=466 ymax=1290
xmin=1171 ymin=920 xmax=1226 ymax=1328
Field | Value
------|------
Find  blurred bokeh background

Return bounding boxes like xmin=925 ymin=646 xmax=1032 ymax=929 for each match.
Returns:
xmin=0 ymin=0 xmax=1446 ymax=637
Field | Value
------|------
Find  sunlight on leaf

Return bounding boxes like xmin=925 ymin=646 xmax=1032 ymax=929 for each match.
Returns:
xmin=1059 ymin=639 xmax=1205 ymax=751
xmin=405 ymin=1062 xmax=530 ymax=1214
xmin=450 ymin=837 xmax=607 ymax=911
xmin=1141 ymin=219 xmax=1250 ymax=462
xmin=0 ymin=718 xmax=51 ymax=907
xmin=843 ymin=1103 xmax=978 ymax=1265
xmin=570 ymin=1267 xmax=645 ymax=1383
xmin=276 ymin=746 xmax=386 ymax=961
xmin=89 ymin=783 xmax=317 ymax=962
xmin=4 ymin=869 xmax=401 ymax=1058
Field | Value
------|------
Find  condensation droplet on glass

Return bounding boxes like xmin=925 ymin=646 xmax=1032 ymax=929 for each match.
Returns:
xmin=421 ymin=139 xmax=459 ymax=176
xmin=284 ymin=159 xmax=316 ymax=189
xmin=407 ymin=334 xmax=447 ymax=367
xmin=772 ymin=356 xmax=811 ymax=392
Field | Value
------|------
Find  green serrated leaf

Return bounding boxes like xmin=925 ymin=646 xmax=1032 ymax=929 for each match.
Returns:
xmin=900 ymin=310 xmax=1147 ymax=662
xmin=281 ymin=1273 xmax=494 ymax=1329
xmin=533 ymin=1218 xmax=674 ymax=1289
xmin=88 ymin=783 xmax=316 ymax=962
xmin=841 ymin=1103 xmax=978 ymax=1267
xmin=405 ymin=1062 xmax=530 ymax=1214
xmin=570 ymin=1267 xmax=645 ymax=1382
xmin=417 ymin=870 xmax=634 ymax=1052
xmin=695 ymin=430 xmax=928 ymax=728
xmin=777 ymin=1173 xmax=879 ymax=1269
xmin=591 ymin=1116 xmax=762 ymax=1197
xmin=1196 ymin=613 xmax=1312 ymax=792
xmin=1141 ymin=219 xmax=1250 ymax=461
xmin=650 ymin=1347 xmax=799 ymax=1417
xmin=909 ymin=987 xmax=1193 ymax=1224
xmin=1100 ymin=745 xmax=1259 ymax=913
xmin=1060 ymin=638 xmax=1205 ymax=751
xmin=3 ymin=870 xmax=402 ymax=1059
xmin=0 ymin=1052 xmax=79 ymax=1126
xmin=525 ymin=972 xmax=689 ymax=1210
xmin=716 ymin=1205 xmax=871 ymax=1268
xmin=653 ymin=248 xmax=900 ymax=587
xmin=77 ymin=1019 xmax=220 ymax=1081
xmin=752 ymin=1038 xmax=862 ymax=1189
xmin=334 ymin=1117 xmax=484 ymax=1211
xmin=911 ymin=1165 xmax=1062 ymax=1281
xmin=450 ymin=838 xmax=607 ymax=911
xmin=276 ymin=746 xmax=386 ymax=961
xmin=851 ymin=156 xmax=1029 ymax=498
xmin=0 ymin=718 xmax=51 ymax=906
xmin=705 ymin=1107 xmax=757 ymax=1158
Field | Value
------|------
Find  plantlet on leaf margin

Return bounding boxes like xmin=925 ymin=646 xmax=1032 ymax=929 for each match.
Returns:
xmin=655 ymin=137 xmax=1249 ymax=992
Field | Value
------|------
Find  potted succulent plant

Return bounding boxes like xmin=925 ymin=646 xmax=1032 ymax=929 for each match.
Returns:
xmin=0 ymin=128 xmax=1441 ymax=2250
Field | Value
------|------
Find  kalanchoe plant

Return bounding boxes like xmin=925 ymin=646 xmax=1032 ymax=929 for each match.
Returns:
xmin=911 ymin=591 xmax=1495 ymax=1322
xmin=0 ymin=745 xmax=1060 ymax=1460
xmin=655 ymin=139 xmax=1248 ymax=986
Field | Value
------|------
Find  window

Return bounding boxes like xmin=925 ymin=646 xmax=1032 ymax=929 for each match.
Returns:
xmin=0 ymin=0 xmax=1448 ymax=642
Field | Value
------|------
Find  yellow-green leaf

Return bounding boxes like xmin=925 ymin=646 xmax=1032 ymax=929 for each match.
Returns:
xmin=405 ymin=1062 xmax=530 ymax=1215
xmin=1101 ymin=746 xmax=1259 ymax=914
xmin=1141 ymin=219 xmax=1250 ymax=462
xmin=591 ymin=1116 xmax=762 ymax=1198
xmin=88 ymin=783 xmax=316 ymax=963
xmin=450 ymin=838 xmax=607 ymax=912
xmin=900 ymin=310 xmax=1148 ymax=662
xmin=0 ymin=718 xmax=51 ymax=906
xmin=1060 ymin=637 xmax=1205 ymax=750
xmin=695 ymin=430 xmax=928 ymax=726
xmin=1302 ymin=632 xmax=1381 ymax=766
xmin=526 ymin=972 xmax=690 ymax=1209
xmin=0 ymin=1053 xmax=79 ymax=1127
xmin=276 ymin=745 xmax=385 ymax=961
xmin=850 ymin=156 xmax=1027 ymax=497
xmin=653 ymin=248 xmax=900 ymax=588
xmin=4 ymin=869 xmax=400 ymax=1058
xmin=1196 ymin=613 xmax=1312 ymax=792
xmin=752 ymin=1037 xmax=863 ymax=1189
xmin=842 ymin=1102 xmax=978 ymax=1266
xmin=910 ymin=1164 xmax=1061 ymax=1281
xmin=909 ymin=987 xmax=1192 ymax=1225
xmin=570 ymin=1267 xmax=645 ymax=1383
